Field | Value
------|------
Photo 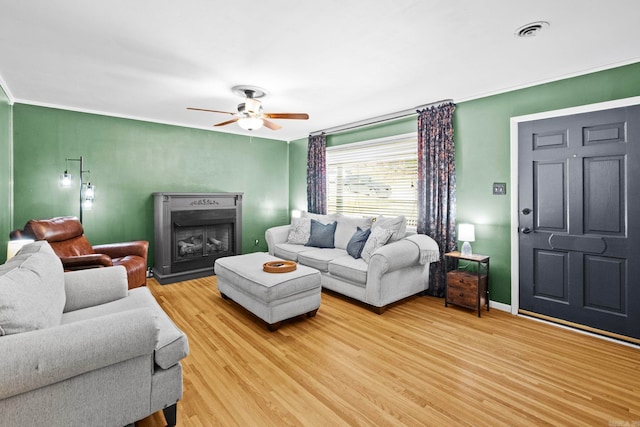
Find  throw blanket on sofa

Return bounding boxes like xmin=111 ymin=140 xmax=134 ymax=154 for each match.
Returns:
xmin=405 ymin=235 xmax=440 ymax=265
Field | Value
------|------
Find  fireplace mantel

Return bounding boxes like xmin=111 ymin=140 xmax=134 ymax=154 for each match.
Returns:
xmin=153 ymin=192 xmax=243 ymax=284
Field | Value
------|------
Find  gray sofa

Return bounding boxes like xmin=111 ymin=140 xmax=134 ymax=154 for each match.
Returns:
xmin=0 ymin=241 xmax=189 ymax=427
xmin=266 ymin=212 xmax=439 ymax=313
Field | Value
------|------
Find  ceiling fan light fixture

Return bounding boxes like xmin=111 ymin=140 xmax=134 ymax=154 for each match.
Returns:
xmin=245 ymin=97 xmax=262 ymax=114
xmin=238 ymin=117 xmax=264 ymax=131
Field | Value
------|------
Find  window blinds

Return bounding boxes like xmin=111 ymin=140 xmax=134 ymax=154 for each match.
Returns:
xmin=326 ymin=133 xmax=418 ymax=227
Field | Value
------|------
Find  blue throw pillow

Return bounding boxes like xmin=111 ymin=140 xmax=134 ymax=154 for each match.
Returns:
xmin=346 ymin=227 xmax=371 ymax=259
xmin=305 ymin=219 xmax=337 ymax=248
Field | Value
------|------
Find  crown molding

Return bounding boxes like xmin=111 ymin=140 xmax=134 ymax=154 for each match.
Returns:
xmin=0 ymin=73 xmax=15 ymax=104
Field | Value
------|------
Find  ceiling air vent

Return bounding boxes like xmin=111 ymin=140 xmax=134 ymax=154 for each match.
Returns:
xmin=515 ymin=21 xmax=550 ymax=38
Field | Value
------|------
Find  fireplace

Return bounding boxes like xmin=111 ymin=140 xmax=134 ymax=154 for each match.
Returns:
xmin=153 ymin=192 xmax=242 ymax=284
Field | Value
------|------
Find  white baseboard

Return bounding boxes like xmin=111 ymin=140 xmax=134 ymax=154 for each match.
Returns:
xmin=489 ymin=300 xmax=511 ymax=313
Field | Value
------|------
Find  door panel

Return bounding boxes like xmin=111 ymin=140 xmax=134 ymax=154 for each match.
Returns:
xmin=534 ymin=161 xmax=566 ymax=230
xmin=519 ymin=105 xmax=640 ymax=340
xmin=584 ymin=156 xmax=624 ymax=235
xmin=534 ymin=250 xmax=568 ymax=302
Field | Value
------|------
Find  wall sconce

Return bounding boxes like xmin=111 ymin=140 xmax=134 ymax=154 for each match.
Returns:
xmin=458 ymin=223 xmax=475 ymax=256
xmin=83 ymin=182 xmax=95 ymax=210
xmin=7 ymin=239 xmax=34 ymax=260
xmin=60 ymin=156 xmax=95 ymax=222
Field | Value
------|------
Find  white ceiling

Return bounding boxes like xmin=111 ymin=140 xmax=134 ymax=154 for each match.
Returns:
xmin=1 ymin=1 xmax=639 ymax=141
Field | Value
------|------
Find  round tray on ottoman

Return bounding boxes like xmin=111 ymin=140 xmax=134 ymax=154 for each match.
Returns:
xmin=263 ymin=260 xmax=297 ymax=273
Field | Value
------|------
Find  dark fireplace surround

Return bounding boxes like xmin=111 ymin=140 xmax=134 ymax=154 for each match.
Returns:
xmin=153 ymin=192 xmax=242 ymax=284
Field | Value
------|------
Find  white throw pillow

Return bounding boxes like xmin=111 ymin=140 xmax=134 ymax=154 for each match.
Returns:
xmin=372 ymin=215 xmax=407 ymax=242
xmin=361 ymin=227 xmax=393 ymax=263
xmin=287 ymin=217 xmax=311 ymax=244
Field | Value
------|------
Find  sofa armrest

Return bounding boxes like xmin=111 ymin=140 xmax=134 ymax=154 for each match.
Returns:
xmin=0 ymin=307 xmax=158 ymax=400
xmin=93 ymin=240 xmax=149 ymax=260
xmin=265 ymin=225 xmax=291 ymax=256
xmin=60 ymin=253 xmax=113 ymax=269
xmin=63 ymin=265 xmax=129 ymax=312
xmin=368 ymin=239 xmax=423 ymax=275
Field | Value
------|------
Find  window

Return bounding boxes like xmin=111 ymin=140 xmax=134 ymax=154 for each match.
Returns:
xmin=326 ymin=132 xmax=418 ymax=227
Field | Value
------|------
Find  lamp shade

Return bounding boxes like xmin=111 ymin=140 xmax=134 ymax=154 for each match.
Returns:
xmin=458 ymin=223 xmax=475 ymax=242
xmin=7 ymin=239 xmax=34 ymax=260
xmin=238 ymin=117 xmax=264 ymax=131
xmin=60 ymin=171 xmax=73 ymax=187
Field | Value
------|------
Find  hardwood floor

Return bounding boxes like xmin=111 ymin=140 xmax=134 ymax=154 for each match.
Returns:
xmin=137 ymin=276 xmax=640 ymax=427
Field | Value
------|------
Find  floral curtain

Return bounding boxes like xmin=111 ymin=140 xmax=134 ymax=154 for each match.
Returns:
xmin=417 ymin=103 xmax=457 ymax=296
xmin=307 ymin=133 xmax=327 ymax=214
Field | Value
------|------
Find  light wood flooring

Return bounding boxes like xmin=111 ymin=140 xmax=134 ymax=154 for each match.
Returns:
xmin=137 ymin=276 xmax=640 ymax=427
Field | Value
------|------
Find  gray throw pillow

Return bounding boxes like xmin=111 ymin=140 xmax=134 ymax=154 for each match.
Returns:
xmin=361 ymin=227 xmax=393 ymax=263
xmin=372 ymin=215 xmax=407 ymax=242
xmin=305 ymin=219 xmax=337 ymax=248
xmin=0 ymin=241 xmax=65 ymax=336
xmin=346 ymin=227 xmax=371 ymax=259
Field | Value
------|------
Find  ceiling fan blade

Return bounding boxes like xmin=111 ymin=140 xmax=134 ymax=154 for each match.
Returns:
xmin=263 ymin=113 xmax=309 ymax=120
xmin=262 ymin=119 xmax=282 ymax=130
xmin=214 ymin=118 xmax=240 ymax=127
xmin=187 ymin=107 xmax=235 ymax=115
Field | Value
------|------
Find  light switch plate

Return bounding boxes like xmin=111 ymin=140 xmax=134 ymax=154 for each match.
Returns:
xmin=493 ymin=182 xmax=507 ymax=195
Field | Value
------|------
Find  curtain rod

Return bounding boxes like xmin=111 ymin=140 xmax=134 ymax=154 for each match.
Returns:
xmin=310 ymin=98 xmax=453 ymax=137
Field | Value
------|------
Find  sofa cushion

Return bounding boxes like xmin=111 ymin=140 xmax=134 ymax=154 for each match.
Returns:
xmin=287 ymin=217 xmax=311 ymax=245
xmin=334 ymin=215 xmax=374 ymax=250
xmin=346 ymin=227 xmax=371 ymax=259
xmin=361 ymin=227 xmax=393 ymax=263
xmin=372 ymin=215 xmax=407 ymax=242
xmin=273 ymin=243 xmax=316 ymax=261
xmin=298 ymin=248 xmax=348 ymax=272
xmin=328 ymin=255 xmax=368 ymax=285
xmin=0 ymin=241 xmax=66 ymax=336
xmin=305 ymin=220 xmax=337 ymax=248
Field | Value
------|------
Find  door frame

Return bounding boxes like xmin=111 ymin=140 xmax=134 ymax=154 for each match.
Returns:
xmin=509 ymin=96 xmax=640 ymax=315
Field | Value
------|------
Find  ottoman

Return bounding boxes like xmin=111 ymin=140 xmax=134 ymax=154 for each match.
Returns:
xmin=214 ymin=252 xmax=321 ymax=331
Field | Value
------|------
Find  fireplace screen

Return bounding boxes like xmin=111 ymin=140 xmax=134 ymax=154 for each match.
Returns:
xmin=174 ymin=223 xmax=231 ymax=262
xmin=171 ymin=208 xmax=236 ymax=272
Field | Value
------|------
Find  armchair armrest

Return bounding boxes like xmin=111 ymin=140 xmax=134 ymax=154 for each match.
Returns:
xmin=265 ymin=225 xmax=291 ymax=256
xmin=0 ymin=308 xmax=158 ymax=400
xmin=92 ymin=240 xmax=149 ymax=260
xmin=63 ymin=265 xmax=129 ymax=312
xmin=60 ymin=253 xmax=113 ymax=269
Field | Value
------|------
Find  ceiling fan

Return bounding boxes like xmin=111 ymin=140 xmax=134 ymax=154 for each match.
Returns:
xmin=188 ymin=85 xmax=309 ymax=131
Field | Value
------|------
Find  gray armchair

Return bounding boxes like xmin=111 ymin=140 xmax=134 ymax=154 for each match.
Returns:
xmin=0 ymin=241 xmax=188 ymax=427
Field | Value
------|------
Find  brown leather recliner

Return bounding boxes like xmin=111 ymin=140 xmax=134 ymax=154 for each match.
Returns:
xmin=10 ymin=216 xmax=149 ymax=289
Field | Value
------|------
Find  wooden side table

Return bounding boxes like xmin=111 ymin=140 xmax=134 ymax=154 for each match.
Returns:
xmin=444 ymin=251 xmax=490 ymax=317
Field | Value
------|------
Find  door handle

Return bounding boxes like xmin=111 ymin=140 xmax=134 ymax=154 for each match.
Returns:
xmin=521 ymin=227 xmax=532 ymax=234
xmin=521 ymin=208 xmax=532 ymax=215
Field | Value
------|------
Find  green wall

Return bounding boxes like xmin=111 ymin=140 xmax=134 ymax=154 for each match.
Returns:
xmin=289 ymin=62 xmax=640 ymax=306
xmin=0 ymin=85 xmax=11 ymax=262
xmin=12 ymin=105 xmax=291 ymax=266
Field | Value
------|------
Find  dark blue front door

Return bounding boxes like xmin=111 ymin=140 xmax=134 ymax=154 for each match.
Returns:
xmin=518 ymin=105 xmax=640 ymax=340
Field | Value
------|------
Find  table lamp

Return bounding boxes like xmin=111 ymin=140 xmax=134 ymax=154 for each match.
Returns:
xmin=458 ymin=223 xmax=475 ymax=256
